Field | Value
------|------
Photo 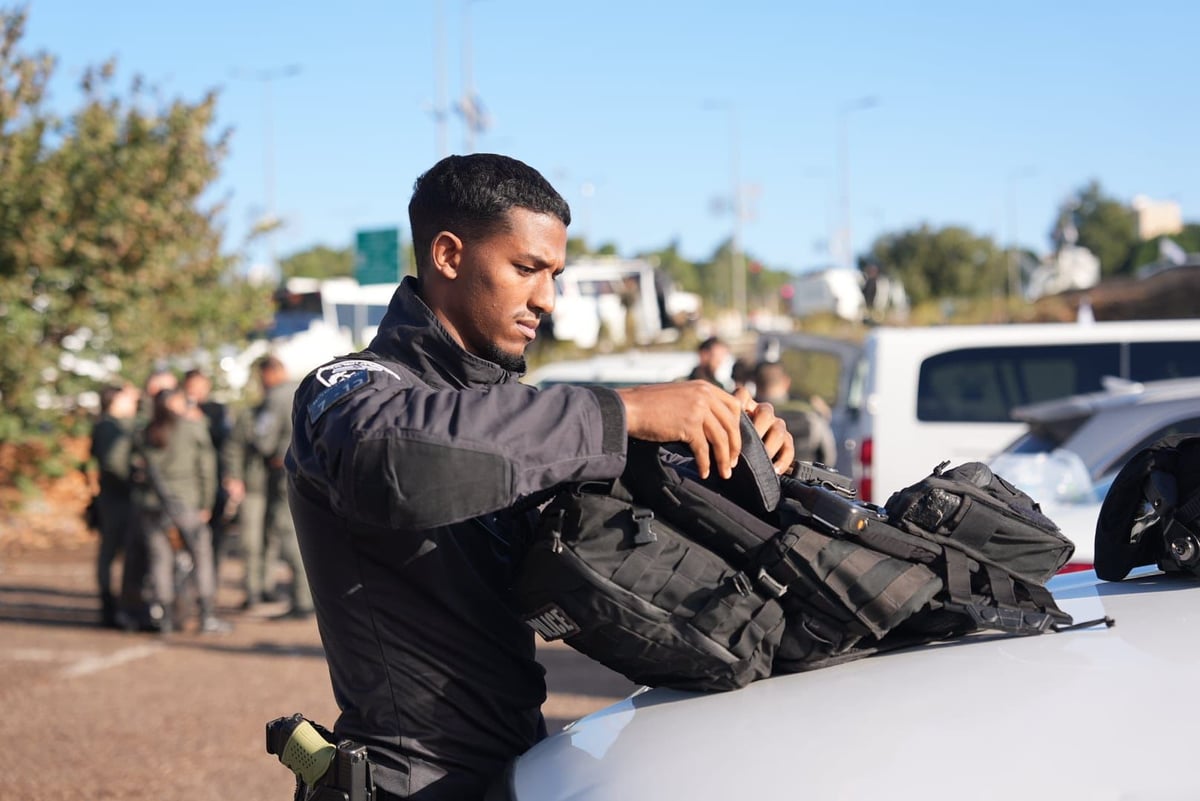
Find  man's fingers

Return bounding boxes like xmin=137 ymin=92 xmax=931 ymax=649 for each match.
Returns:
xmin=688 ymin=432 xmax=713 ymax=479
xmin=704 ymin=412 xmax=735 ymax=480
xmin=748 ymin=402 xmax=775 ymax=438
xmin=762 ymin=419 xmax=796 ymax=474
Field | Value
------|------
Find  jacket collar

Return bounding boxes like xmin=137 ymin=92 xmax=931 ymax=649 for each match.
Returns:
xmin=367 ymin=276 xmax=518 ymax=389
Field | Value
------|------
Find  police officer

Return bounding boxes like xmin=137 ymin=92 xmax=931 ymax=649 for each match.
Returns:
xmin=227 ymin=356 xmax=313 ymax=618
xmin=286 ymin=154 xmax=794 ymax=800
xmin=90 ymin=381 xmax=140 ymax=627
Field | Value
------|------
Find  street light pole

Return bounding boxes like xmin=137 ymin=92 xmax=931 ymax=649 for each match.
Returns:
xmin=704 ymin=100 xmax=747 ymax=322
xmin=837 ymin=96 xmax=878 ymax=270
xmin=235 ymin=64 xmax=301 ymax=280
xmin=433 ymin=0 xmax=449 ymax=158
xmin=1006 ymin=166 xmax=1037 ymax=306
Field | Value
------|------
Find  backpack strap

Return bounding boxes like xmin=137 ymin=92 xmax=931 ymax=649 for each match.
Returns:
xmin=750 ymin=524 xmax=942 ymax=639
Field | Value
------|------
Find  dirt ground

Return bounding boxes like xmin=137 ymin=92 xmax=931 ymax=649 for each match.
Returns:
xmin=1 ymin=538 xmax=636 ymax=800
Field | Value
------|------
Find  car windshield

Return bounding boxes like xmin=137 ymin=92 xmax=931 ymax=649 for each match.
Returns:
xmin=1005 ymin=415 xmax=1089 ymax=454
xmin=990 ymin=448 xmax=1098 ymax=504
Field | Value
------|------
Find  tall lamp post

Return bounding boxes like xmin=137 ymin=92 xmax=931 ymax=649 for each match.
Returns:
xmin=704 ymin=100 xmax=747 ymax=322
xmin=458 ymin=0 xmax=490 ymax=153
xmin=837 ymin=96 xmax=878 ymax=270
xmin=1006 ymin=166 xmax=1037 ymax=306
xmin=234 ymin=64 xmax=302 ymax=279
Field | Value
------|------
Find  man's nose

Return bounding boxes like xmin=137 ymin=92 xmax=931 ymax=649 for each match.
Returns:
xmin=531 ymin=271 xmax=556 ymax=316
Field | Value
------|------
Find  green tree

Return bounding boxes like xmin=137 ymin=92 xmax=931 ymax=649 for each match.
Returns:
xmin=279 ymin=244 xmax=354 ymax=280
xmin=0 ymin=9 xmax=266 ymax=463
xmin=1052 ymin=180 xmax=1138 ymax=277
xmin=866 ymin=224 xmax=1006 ymax=305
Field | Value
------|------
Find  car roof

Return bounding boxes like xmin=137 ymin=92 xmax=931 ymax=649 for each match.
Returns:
xmin=511 ymin=567 xmax=1200 ymax=801
xmin=523 ymin=351 xmax=697 ymax=389
xmin=756 ymin=331 xmax=863 ymax=365
xmin=1011 ymin=376 xmax=1200 ymax=425
xmin=1010 ymin=377 xmax=1200 ymax=477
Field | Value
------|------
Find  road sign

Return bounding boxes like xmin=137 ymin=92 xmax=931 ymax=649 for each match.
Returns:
xmin=355 ymin=227 xmax=400 ymax=285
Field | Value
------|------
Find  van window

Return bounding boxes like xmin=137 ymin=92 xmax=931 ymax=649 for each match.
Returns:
xmin=916 ymin=344 xmax=1120 ymax=423
xmin=1130 ymin=341 xmax=1200 ymax=382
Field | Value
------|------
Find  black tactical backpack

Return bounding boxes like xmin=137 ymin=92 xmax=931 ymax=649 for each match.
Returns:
xmin=1095 ymin=434 xmax=1200 ymax=581
xmin=512 ymin=426 xmax=789 ymax=692
xmin=513 ymin=423 xmax=1078 ymax=691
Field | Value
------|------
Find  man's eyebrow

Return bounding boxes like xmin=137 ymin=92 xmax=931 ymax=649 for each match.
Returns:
xmin=516 ymin=253 xmax=561 ymax=272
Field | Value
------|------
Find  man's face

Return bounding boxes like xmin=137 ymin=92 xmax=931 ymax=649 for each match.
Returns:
xmin=437 ymin=208 xmax=567 ymax=372
xmin=184 ymin=376 xmax=210 ymax=403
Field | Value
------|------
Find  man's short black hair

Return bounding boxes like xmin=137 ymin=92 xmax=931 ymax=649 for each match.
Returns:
xmin=408 ymin=153 xmax=571 ymax=275
xmin=697 ymin=336 xmax=725 ymax=353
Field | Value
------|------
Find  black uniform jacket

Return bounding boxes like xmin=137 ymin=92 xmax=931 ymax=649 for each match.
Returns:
xmin=286 ymin=277 xmax=628 ymax=800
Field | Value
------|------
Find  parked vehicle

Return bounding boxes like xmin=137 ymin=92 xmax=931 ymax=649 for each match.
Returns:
xmin=496 ymin=565 xmax=1197 ymax=800
xmin=524 ymin=351 xmax=697 ymax=390
xmin=785 ymin=267 xmax=867 ymax=321
xmin=989 ymin=376 xmax=1200 ymax=568
xmin=217 ymin=277 xmax=394 ymax=391
xmin=548 ymin=257 xmax=699 ymax=350
xmin=840 ymin=318 xmax=1200 ymax=503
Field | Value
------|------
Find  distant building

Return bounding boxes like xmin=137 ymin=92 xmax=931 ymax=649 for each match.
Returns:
xmin=1132 ymin=195 xmax=1183 ymax=240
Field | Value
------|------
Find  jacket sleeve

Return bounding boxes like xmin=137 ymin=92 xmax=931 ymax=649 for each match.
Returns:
xmin=287 ymin=368 xmax=628 ymax=531
xmin=253 ymin=388 xmax=293 ymax=463
xmin=220 ymin=411 xmax=248 ymax=483
xmin=196 ymin=422 xmax=218 ymax=511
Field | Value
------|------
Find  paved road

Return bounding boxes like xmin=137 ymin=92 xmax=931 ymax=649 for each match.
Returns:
xmin=1 ymin=541 xmax=636 ymax=800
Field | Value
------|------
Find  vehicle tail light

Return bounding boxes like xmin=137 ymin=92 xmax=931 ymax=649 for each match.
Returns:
xmin=1057 ymin=563 xmax=1093 ymax=575
xmin=858 ymin=436 xmax=873 ymax=503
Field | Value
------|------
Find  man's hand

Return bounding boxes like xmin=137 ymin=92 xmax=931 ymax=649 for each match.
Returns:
xmin=615 ymin=380 xmax=743 ymax=479
xmin=223 ymin=478 xmax=246 ymax=505
xmin=733 ymin=387 xmax=796 ymax=475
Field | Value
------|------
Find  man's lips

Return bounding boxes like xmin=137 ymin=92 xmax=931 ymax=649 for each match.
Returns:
xmin=516 ymin=319 xmax=539 ymax=340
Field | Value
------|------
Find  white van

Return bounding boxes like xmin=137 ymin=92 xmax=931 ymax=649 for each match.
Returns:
xmin=549 ymin=257 xmax=699 ymax=349
xmin=846 ymin=319 xmax=1200 ymax=503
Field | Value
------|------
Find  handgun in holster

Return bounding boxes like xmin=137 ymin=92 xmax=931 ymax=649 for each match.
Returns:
xmin=266 ymin=714 xmax=375 ymax=801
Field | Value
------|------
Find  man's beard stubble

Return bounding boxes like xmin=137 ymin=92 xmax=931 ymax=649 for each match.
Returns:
xmin=481 ymin=342 xmax=527 ymax=374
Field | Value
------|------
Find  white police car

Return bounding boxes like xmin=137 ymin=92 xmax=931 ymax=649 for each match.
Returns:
xmin=496 ymin=565 xmax=1200 ymax=800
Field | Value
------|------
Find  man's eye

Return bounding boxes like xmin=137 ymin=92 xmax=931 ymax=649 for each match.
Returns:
xmin=516 ymin=264 xmax=536 ymax=275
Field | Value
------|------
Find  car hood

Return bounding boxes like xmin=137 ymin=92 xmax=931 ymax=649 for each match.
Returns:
xmin=510 ymin=568 xmax=1200 ymax=801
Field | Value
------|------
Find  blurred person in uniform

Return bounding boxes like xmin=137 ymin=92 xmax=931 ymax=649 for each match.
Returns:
xmin=89 ymin=381 xmax=140 ymax=628
xmin=130 ymin=387 xmax=230 ymax=634
xmin=116 ymin=368 xmax=180 ymax=628
xmin=182 ymin=369 xmax=233 ymax=575
xmin=226 ymin=355 xmax=313 ymax=619
xmin=222 ymin=400 xmax=276 ymax=610
xmin=754 ymin=360 xmax=837 ymax=466
xmin=688 ymin=335 xmax=732 ymax=389
xmin=286 ymin=153 xmax=795 ymax=800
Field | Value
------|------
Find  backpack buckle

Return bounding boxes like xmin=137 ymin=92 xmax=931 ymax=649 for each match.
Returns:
xmin=631 ymin=508 xmax=657 ymax=546
xmin=755 ymin=568 xmax=789 ymax=599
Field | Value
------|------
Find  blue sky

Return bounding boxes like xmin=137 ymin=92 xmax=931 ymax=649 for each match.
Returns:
xmin=22 ymin=0 xmax=1200 ymax=276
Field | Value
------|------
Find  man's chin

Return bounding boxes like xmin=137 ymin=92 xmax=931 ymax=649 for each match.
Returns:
xmin=481 ymin=343 xmax=527 ymax=374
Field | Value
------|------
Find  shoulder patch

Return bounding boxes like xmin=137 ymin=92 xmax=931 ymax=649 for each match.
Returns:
xmin=308 ymin=369 xmax=372 ymax=423
xmin=316 ymin=359 xmax=401 ymax=388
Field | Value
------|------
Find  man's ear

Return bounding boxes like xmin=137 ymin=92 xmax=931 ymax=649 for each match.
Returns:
xmin=430 ymin=231 xmax=463 ymax=280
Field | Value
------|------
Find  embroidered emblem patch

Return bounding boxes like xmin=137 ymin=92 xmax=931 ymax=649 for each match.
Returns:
xmin=316 ymin=359 xmax=401 ymax=387
xmin=308 ymin=369 xmax=371 ymax=423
